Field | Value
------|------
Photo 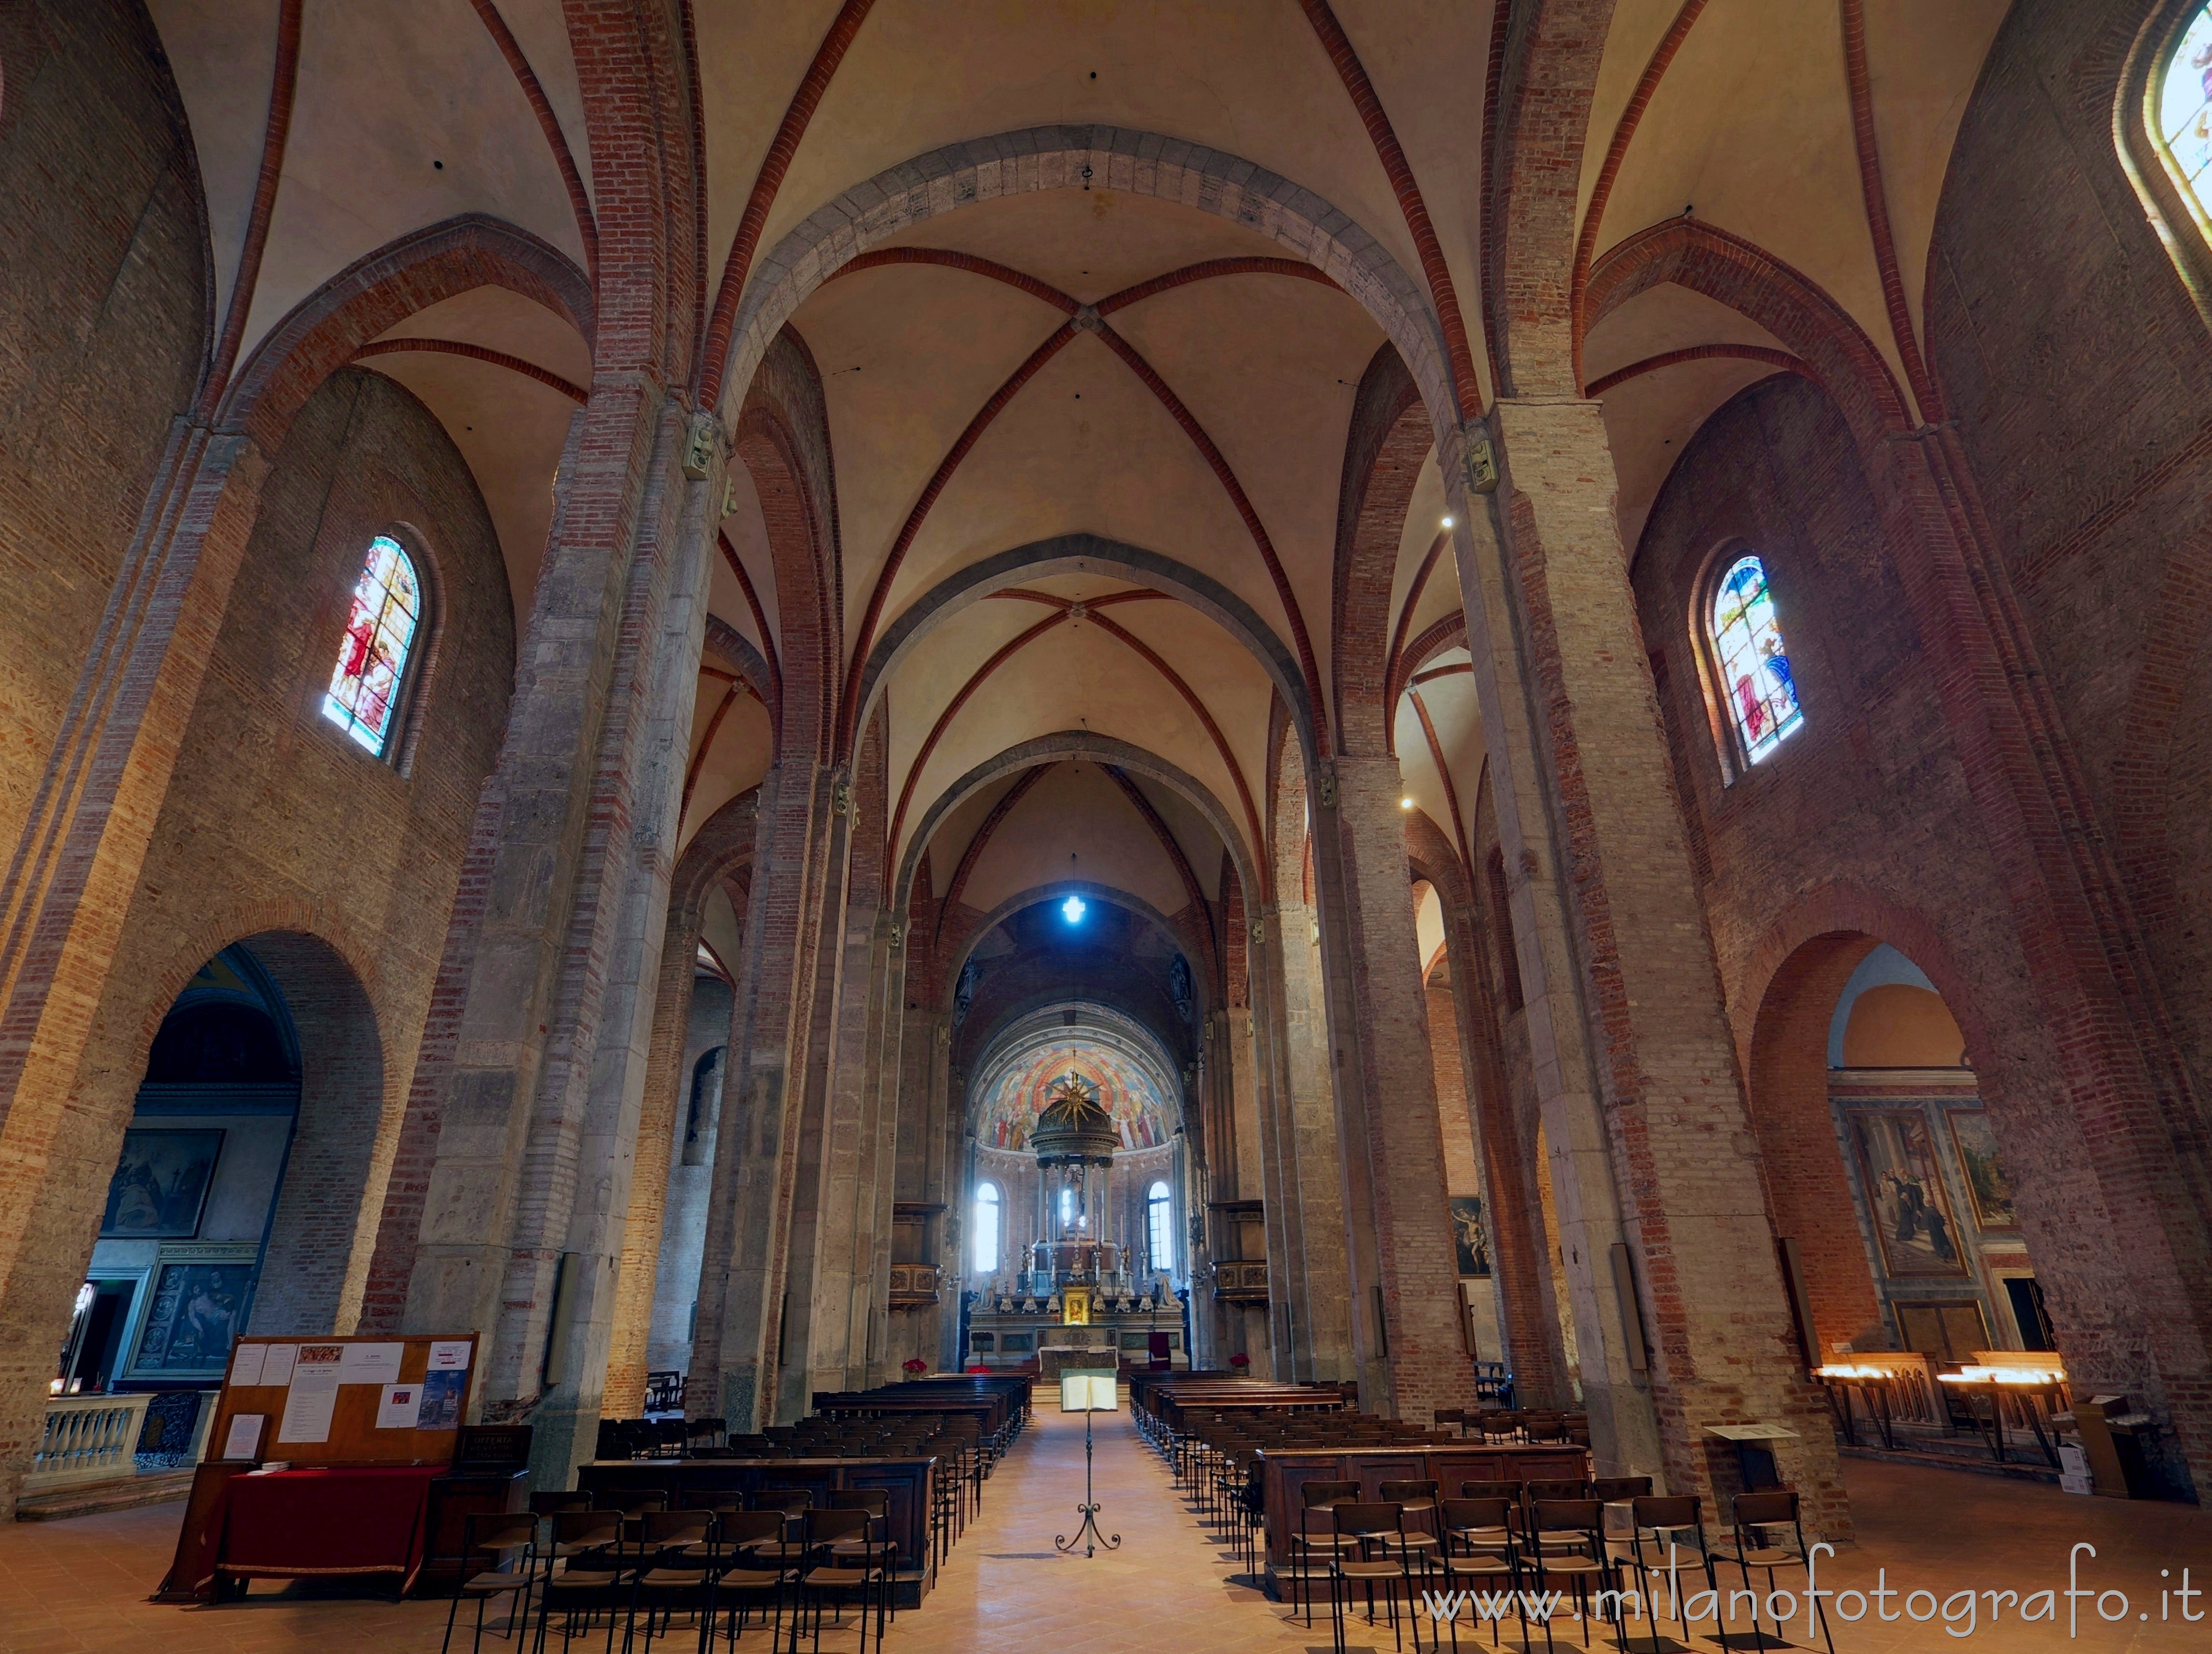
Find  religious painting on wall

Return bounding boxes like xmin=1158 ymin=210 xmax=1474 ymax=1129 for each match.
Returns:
xmin=100 ymin=1129 xmax=222 ymax=1238
xmin=127 ymin=1244 xmax=257 ymax=1378
xmin=1946 ymin=1108 xmax=2018 ymax=1230
xmin=1847 ymin=1108 xmax=1968 ymax=1278
xmin=1450 ymin=1196 xmax=1492 ymax=1277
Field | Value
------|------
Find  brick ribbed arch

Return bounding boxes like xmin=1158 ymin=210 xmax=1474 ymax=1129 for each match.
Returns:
xmin=895 ymin=733 xmax=1260 ymax=921
xmin=856 ymin=532 xmax=1315 ymax=771
xmin=714 ymin=125 xmax=1456 ymax=457
xmin=220 ymin=215 xmax=594 ymax=446
xmin=820 ymin=249 xmax=1351 ymax=762
xmin=1585 ymin=217 xmax=1912 ymax=449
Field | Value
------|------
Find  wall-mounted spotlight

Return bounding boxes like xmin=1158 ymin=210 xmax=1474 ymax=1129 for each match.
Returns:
xmin=1400 ymin=797 xmax=1415 ymax=810
xmin=1440 ymin=516 xmax=1454 ymax=529
xmin=1063 ymin=894 xmax=1087 ymax=924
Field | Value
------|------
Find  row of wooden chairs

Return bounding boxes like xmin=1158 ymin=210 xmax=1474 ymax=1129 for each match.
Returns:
xmin=1431 ymin=1409 xmax=1590 ymax=1446
xmin=442 ymin=1496 xmax=898 ymax=1654
xmin=1286 ymin=1481 xmax=1834 ymax=1654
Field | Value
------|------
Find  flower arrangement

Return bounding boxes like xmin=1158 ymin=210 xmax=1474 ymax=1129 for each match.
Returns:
xmin=1228 ymin=1352 xmax=1250 ymax=1369
xmin=902 ymin=1357 xmax=929 ymax=1378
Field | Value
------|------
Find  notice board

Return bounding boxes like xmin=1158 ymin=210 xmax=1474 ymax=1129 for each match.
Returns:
xmin=207 ymin=1332 xmax=478 ymax=1468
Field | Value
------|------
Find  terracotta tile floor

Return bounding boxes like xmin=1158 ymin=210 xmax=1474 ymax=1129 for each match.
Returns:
xmin=3 ymin=1408 xmax=2210 ymax=1654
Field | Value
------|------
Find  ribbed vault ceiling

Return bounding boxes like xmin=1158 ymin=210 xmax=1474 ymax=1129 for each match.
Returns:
xmin=144 ymin=0 xmax=2016 ymax=903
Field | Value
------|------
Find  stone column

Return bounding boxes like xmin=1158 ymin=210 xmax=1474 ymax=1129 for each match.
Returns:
xmin=1308 ymin=759 xmax=1478 ymax=1424
xmin=603 ymin=881 xmax=704 ymax=1416
xmin=362 ymin=384 xmax=713 ymax=1488
xmin=1259 ymin=902 xmax=1355 ymax=1381
xmin=1452 ymin=403 xmax=1841 ymax=1523
xmin=686 ymin=757 xmax=836 ymax=1432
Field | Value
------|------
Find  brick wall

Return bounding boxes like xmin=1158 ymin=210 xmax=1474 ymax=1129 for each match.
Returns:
xmin=1925 ymin=0 xmax=2212 ymax=1115
xmin=59 ymin=367 xmax=513 ymax=1335
xmin=0 ymin=0 xmax=207 ymax=868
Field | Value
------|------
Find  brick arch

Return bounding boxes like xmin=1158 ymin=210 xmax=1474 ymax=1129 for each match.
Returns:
xmin=1727 ymin=882 xmax=1978 ymax=1069
xmin=1334 ymin=345 xmax=1430 ymax=757
xmin=704 ymin=614 xmax=779 ymax=737
xmin=854 ymin=532 xmax=1317 ymax=775
xmin=716 ymin=125 xmax=1457 ymax=452
xmin=893 ymin=732 xmax=1261 ymax=922
xmin=1486 ymin=0 xmax=1620 ymax=399
xmin=733 ymin=329 xmax=841 ymax=768
xmin=81 ymin=902 xmax=395 ymax=1339
xmin=220 ymin=214 xmax=594 ymax=449
xmin=1585 ymin=218 xmax=1912 ymax=452
xmin=1742 ymin=929 xmax=1887 ymax=1359
xmin=1733 ymin=888 xmax=1992 ymax=1365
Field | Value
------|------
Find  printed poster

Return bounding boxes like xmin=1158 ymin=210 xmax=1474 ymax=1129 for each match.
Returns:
xmin=415 ymin=1367 xmax=466 ymax=1430
xmin=338 ymin=1342 xmax=405 ymax=1383
xmin=259 ymin=1343 xmax=298 ymax=1388
xmin=276 ymin=1344 xmax=344 ymax=1443
xmin=377 ymin=1383 xmax=421 ymax=1429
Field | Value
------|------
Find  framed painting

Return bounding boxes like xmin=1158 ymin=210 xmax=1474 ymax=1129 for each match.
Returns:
xmin=100 ymin=1128 xmax=222 ymax=1238
xmin=126 ymin=1244 xmax=258 ymax=1379
xmin=1847 ymin=1108 xmax=1968 ymax=1278
xmin=1946 ymin=1108 xmax=2018 ymax=1230
xmin=1450 ymin=1195 xmax=1492 ymax=1277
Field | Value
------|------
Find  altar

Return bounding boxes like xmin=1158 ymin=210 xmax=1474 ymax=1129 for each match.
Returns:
xmin=963 ymin=1069 xmax=1191 ymax=1372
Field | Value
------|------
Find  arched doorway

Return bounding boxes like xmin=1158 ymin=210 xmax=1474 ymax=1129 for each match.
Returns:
xmin=57 ymin=947 xmax=299 ymax=1465
xmin=59 ymin=931 xmax=386 ymax=1426
xmin=1749 ymin=934 xmax=2050 ymax=1452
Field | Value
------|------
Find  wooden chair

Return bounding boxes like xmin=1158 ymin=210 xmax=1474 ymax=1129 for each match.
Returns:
xmin=1622 ymin=1494 xmax=1717 ymax=1653
xmin=704 ymin=1511 xmax=790 ymax=1645
xmin=1717 ymin=1490 xmax=1835 ymax=1654
xmin=791 ymin=1509 xmax=890 ymax=1654
xmin=1378 ymin=1479 xmax=1444 ymax=1566
xmin=440 ymin=1512 xmax=540 ymax=1654
xmin=1437 ymin=1498 xmax=1523 ymax=1653
xmin=1291 ymin=1479 xmax=1363 ymax=1626
xmin=1525 ymin=1499 xmax=1619 ymax=1651
xmin=827 ymin=1490 xmax=897 ymax=1625
xmin=621 ymin=1548 xmax=718 ymax=1654
xmin=1329 ymin=1502 xmax=1422 ymax=1654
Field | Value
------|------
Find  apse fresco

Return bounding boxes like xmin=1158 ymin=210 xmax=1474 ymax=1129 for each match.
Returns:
xmin=974 ymin=1044 xmax=1173 ymax=1151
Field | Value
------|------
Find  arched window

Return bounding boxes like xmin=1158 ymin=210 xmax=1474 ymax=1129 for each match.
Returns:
xmin=1147 ymin=1180 xmax=1174 ymax=1273
xmin=2155 ymin=5 xmax=2212 ymax=229
xmin=973 ymin=1183 xmax=1001 ymax=1274
xmin=1706 ymin=554 xmax=1803 ymax=767
xmin=323 ymin=534 xmax=423 ymax=758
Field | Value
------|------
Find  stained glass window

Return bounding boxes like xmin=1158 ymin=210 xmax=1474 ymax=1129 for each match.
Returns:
xmin=973 ymin=1182 xmax=1000 ymax=1274
xmin=2158 ymin=5 xmax=2212 ymax=223
xmin=1709 ymin=554 xmax=1803 ymax=765
xmin=323 ymin=535 xmax=422 ymax=757
xmin=1147 ymin=1180 xmax=1174 ymax=1273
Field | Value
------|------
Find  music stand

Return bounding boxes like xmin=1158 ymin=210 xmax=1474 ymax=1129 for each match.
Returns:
xmin=1055 ymin=1369 xmax=1121 ymax=1557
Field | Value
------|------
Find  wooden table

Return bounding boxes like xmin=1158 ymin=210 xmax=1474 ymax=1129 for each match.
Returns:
xmin=576 ymin=1457 xmax=938 ymax=1606
xmin=1256 ymin=1442 xmax=1588 ymax=1594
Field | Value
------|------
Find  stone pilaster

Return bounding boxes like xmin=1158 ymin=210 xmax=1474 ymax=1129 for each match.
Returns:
xmin=0 ymin=427 xmax=269 ymax=1517
xmin=1310 ymin=756 xmax=1478 ymax=1423
xmin=1456 ymin=401 xmax=1842 ymax=1525
xmin=690 ymin=751 xmax=841 ymax=1430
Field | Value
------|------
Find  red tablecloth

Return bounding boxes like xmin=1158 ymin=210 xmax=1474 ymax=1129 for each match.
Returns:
xmin=208 ymin=1467 xmax=442 ymax=1595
